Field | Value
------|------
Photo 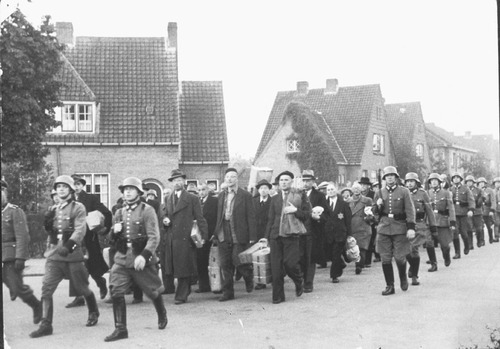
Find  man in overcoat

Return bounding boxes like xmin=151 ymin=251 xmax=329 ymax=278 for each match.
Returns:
xmin=252 ymin=179 xmax=272 ymax=290
xmin=349 ymin=183 xmax=373 ymax=275
xmin=161 ymin=169 xmax=208 ymax=304
xmin=450 ymin=172 xmax=474 ymax=258
xmin=325 ymin=183 xmax=352 ymax=283
xmin=464 ymin=175 xmax=484 ymax=249
xmin=213 ymin=168 xmax=257 ymax=301
xmin=477 ymin=177 xmax=496 ymax=244
xmin=301 ymin=169 xmax=329 ymax=292
xmin=360 ymin=177 xmax=380 ymax=266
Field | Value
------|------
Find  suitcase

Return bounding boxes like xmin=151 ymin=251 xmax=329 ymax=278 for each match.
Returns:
xmin=238 ymin=239 xmax=268 ymax=264
xmin=252 ymin=247 xmax=270 ymax=263
xmin=253 ymin=260 xmax=272 ymax=284
xmin=208 ymin=266 xmax=222 ymax=292
xmin=209 ymin=244 xmax=221 ymax=267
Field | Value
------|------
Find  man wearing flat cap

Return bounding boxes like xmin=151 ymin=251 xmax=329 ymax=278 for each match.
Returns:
xmin=160 ymin=169 xmax=208 ymax=304
xmin=214 ymin=168 xmax=257 ymax=301
xmin=265 ymin=170 xmax=310 ymax=304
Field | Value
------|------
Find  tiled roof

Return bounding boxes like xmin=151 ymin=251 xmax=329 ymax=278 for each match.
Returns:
xmin=179 ymin=81 xmax=229 ymax=162
xmin=255 ymin=84 xmax=383 ymax=164
xmin=425 ymin=123 xmax=477 ymax=152
xmin=57 ymin=55 xmax=96 ymax=101
xmin=46 ymin=36 xmax=179 ymax=144
xmin=385 ymin=102 xmax=421 ymax=156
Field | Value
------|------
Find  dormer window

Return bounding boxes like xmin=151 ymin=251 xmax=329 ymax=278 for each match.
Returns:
xmin=51 ymin=102 xmax=95 ymax=133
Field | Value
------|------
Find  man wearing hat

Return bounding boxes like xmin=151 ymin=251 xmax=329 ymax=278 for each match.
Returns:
xmin=2 ymin=179 xmax=43 ymax=328
xmin=144 ymin=188 xmax=161 ymax=217
xmin=450 ymin=172 xmax=474 ymax=258
xmin=104 ymin=177 xmax=167 ymax=342
xmin=464 ymin=175 xmax=484 ymax=249
xmin=359 ymin=177 xmax=380 ymax=267
xmin=301 ymin=169 xmax=329 ymax=292
xmin=265 ymin=170 xmax=310 ymax=304
xmin=213 ymin=168 xmax=257 ymax=301
xmin=372 ymin=166 xmax=416 ymax=296
xmin=64 ymin=175 xmax=112 ymax=308
xmin=477 ymin=177 xmax=496 ymax=244
xmin=160 ymin=169 xmax=208 ymax=304
xmin=31 ymin=175 xmax=100 ymax=338
xmin=252 ymin=179 xmax=273 ymax=290
xmin=493 ymin=177 xmax=500 ymax=243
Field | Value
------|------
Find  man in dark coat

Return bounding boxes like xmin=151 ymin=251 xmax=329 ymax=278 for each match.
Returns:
xmin=252 ymin=179 xmax=273 ymax=290
xmin=161 ymin=169 xmax=208 ymax=304
xmin=213 ymin=168 xmax=257 ymax=302
xmin=195 ymin=183 xmax=218 ymax=293
xmin=301 ymin=170 xmax=329 ymax=293
xmin=65 ymin=175 xmax=112 ymax=308
xmin=325 ymin=183 xmax=352 ymax=283
xmin=360 ymin=177 xmax=380 ymax=266
xmin=145 ymin=188 xmax=161 ymax=217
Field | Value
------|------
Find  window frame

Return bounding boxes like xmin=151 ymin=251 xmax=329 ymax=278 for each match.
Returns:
xmin=287 ymin=139 xmax=300 ymax=153
xmin=50 ymin=102 xmax=96 ymax=133
xmin=415 ymin=143 xmax=424 ymax=158
xmin=75 ymin=173 xmax=110 ymax=208
xmin=372 ymin=133 xmax=385 ymax=155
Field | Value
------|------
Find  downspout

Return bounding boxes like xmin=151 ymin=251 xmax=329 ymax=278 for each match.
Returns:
xmin=55 ymin=146 xmax=61 ymax=176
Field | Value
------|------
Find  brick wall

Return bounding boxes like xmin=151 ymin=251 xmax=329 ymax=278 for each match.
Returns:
xmin=179 ymin=163 xmax=226 ymax=190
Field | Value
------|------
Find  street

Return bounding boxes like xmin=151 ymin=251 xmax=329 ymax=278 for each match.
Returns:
xmin=3 ymin=242 xmax=500 ymax=349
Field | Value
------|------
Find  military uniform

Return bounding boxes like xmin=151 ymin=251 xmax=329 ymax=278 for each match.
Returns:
xmin=428 ymin=186 xmax=456 ymax=266
xmin=494 ymin=185 xmax=500 ymax=241
xmin=480 ymin=186 xmax=495 ymax=243
xmin=2 ymin=201 xmax=42 ymax=324
xmin=468 ymin=185 xmax=484 ymax=248
xmin=450 ymin=183 xmax=474 ymax=257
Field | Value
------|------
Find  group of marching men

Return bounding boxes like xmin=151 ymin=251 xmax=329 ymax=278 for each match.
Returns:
xmin=2 ymin=166 xmax=500 ymax=341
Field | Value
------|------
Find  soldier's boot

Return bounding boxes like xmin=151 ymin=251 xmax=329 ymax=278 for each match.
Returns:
xmin=381 ymin=263 xmax=395 ymax=296
xmin=24 ymin=294 xmax=43 ymax=324
xmin=410 ymin=256 xmax=420 ymax=285
xmin=463 ymin=235 xmax=470 ymax=255
xmin=406 ymin=255 xmax=413 ymax=278
xmin=397 ymin=261 xmax=409 ymax=291
xmin=95 ymin=276 xmax=108 ymax=300
xmin=104 ymin=297 xmax=128 ymax=342
xmin=467 ymin=232 xmax=474 ymax=250
xmin=29 ymin=297 xmax=53 ymax=338
xmin=153 ymin=295 xmax=168 ymax=330
xmin=443 ymin=247 xmax=451 ymax=267
xmin=477 ymin=228 xmax=485 ymax=247
xmin=488 ymin=228 xmax=494 ymax=244
xmin=427 ymin=247 xmax=438 ymax=272
xmin=452 ymin=239 xmax=461 ymax=259
xmin=85 ymin=292 xmax=99 ymax=327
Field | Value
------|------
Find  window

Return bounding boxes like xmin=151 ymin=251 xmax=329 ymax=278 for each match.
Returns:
xmin=53 ymin=103 xmax=94 ymax=133
xmin=287 ymin=139 xmax=300 ymax=153
xmin=206 ymin=180 xmax=219 ymax=192
xmin=362 ymin=170 xmax=368 ymax=178
xmin=186 ymin=180 xmax=199 ymax=192
xmin=416 ymin=144 xmax=424 ymax=158
xmin=376 ymin=106 xmax=383 ymax=120
xmin=76 ymin=173 xmax=110 ymax=207
xmin=373 ymin=134 xmax=385 ymax=155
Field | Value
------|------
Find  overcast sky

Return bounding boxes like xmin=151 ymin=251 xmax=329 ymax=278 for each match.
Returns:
xmin=8 ymin=0 xmax=500 ymax=158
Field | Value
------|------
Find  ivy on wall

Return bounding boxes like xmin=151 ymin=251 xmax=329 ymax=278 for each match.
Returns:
xmin=284 ymin=102 xmax=339 ymax=182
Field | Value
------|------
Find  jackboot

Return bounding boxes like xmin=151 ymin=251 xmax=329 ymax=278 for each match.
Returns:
xmin=66 ymin=295 xmax=85 ymax=308
xmin=397 ymin=262 xmax=409 ymax=291
xmin=477 ymin=228 xmax=485 ymax=247
xmin=463 ymin=235 xmax=470 ymax=255
xmin=406 ymin=255 xmax=413 ymax=278
xmin=467 ymin=232 xmax=474 ymax=250
xmin=153 ymin=295 xmax=168 ymax=330
xmin=411 ymin=256 xmax=420 ymax=285
xmin=104 ymin=297 xmax=128 ymax=342
xmin=95 ymin=276 xmax=108 ymax=300
xmin=452 ymin=239 xmax=461 ymax=259
xmin=24 ymin=294 xmax=42 ymax=324
xmin=84 ymin=292 xmax=99 ymax=327
xmin=427 ymin=247 xmax=438 ymax=272
xmin=443 ymin=247 xmax=451 ymax=267
xmin=381 ymin=263 xmax=395 ymax=296
xmin=30 ymin=297 xmax=53 ymax=338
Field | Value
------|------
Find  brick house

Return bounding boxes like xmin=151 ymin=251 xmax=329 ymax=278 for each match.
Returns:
xmin=44 ymin=22 xmax=229 ymax=207
xmin=253 ymin=79 xmax=396 ymax=186
xmin=385 ymin=102 xmax=432 ymax=173
xmin=425 ymin=123 xmax=477 ymax=175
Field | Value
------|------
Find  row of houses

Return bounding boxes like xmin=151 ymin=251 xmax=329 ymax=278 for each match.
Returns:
xmin=34 ymin=22 xmax=499 ymax=207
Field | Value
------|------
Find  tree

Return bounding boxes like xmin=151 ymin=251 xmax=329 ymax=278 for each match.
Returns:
xmin=392 ymin=141 xmax=427 ymax=180
xmin=460 ymin=154 xmax=492 ymax=180
xmin=1 ymin=10 xmax=63 ymax=171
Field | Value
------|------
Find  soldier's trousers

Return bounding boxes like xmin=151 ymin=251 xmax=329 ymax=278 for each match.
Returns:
xmin=42 ymin=260 xmax=92 ymax=298
xmin=2 ymin=262 xmax=35 ymax=301
xmin=469 ymin=215 xmax=484 ymax=245
xmin=483 ymin=215 xmax=494 ymax=241
xmin=299 ymin=234 xmax=315 ymax=289
xmin=495 ymin=212 xmax=500 ymax=239
xmin=109 ymin=263 xmax=164 ymax=299
xmin=454 ymin=216 xmax=470 ymax=243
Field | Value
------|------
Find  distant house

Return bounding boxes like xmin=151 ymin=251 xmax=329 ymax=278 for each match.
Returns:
xmin=425 ymin=123 xmax=477 ymax=175
xmin=385 ymin=102 xmax=431 ymax=173
xmin=44 ymin=22 xmax=229 ymax=207
xmin=254 ymin=79 xmax=395 ymax=186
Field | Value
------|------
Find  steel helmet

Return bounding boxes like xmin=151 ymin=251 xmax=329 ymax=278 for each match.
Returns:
xmin=451 ymin=172 xmax=463 ymax=181
xmin=464 ymin=175 xmax=475 ymax=183
xmin=476 ymin=177 xmax=487 ymax=184
xmin=493 ymin=177 xmax=500 ymax=184
xmin=119 ymin=177 xmax=144 ymax=195
xmin=427 ymin=173 xmax=442 ymax=183
xmin=53 ymin=175 xmax=76 ymax=191
xmin=405 ymin=172 xmax=420 ymax=184
xmin=382 ymin=166 xmax=399 ymax=179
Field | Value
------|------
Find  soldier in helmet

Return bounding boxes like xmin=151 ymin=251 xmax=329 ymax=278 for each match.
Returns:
xmin=427 ymin=173 xmax=456 ymax=269
xmin=493 ymin=177 xmax=500 ymax=243
xmin=2 ymin=180 xmax=43 ymax=328
xmin=373 ymin=166 xmax=416 ymax=296
xmin=30 ymin=175 xmax=99 ymax=338
xmin=450 ymin=173 xmax=474 ymax=259
xmin=477 ymin=177 xmax=496 ymax=244
xmin=464 ymin=175 xmax=484 ymax=248
xmin=104 ymin=177 xmax=167 ymax=342
xmin=404 ymin=173 xmax=437 ymax=284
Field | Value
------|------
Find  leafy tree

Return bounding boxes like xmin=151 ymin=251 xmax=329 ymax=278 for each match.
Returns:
xmin=1 ymin=10 xmax=63 ymax=171
xmin=460 ymin=153 xmax=492 ymax=180
xmin=393 ymin=140 xmax=427 ymax=180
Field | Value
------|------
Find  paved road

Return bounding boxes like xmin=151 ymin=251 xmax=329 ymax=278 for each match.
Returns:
xmin=3 ymin=242 xmax=500 ymax=349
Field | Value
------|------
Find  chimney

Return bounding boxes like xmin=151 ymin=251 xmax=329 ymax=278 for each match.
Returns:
xmin=55 ymin=22 xmax=74 ymax=46
xmin=324 ymin=78 xmax=339 ymax=95
xmin=464 ymin=131 xmax=472 ymax=139
xmin=167 ymin=22 xmax=177 ymax=49
xmin=297 ymin=81 xmax=309 ymax=95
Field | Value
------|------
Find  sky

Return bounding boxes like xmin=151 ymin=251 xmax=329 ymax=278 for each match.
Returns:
xmin=5 ymin=0 xmax=499 ymax=158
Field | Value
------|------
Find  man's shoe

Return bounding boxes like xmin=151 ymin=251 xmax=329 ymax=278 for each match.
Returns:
xmin=272 ymin=298 xmax=284 ymax=304
xmin=373 ymin=257 xmax=381 ymax=263
xmin=355 ymin=267 xmax=362 ymax=275
xmin=254 ymin=284 xmax=266 ymax=290
xmin=426 ymin=260 xmax=431 ymax=264
xmin=66 ymin=296 xmax=85 ymax=308
xmin=245 ymin=278 xmax=254 ymax=293
xmin=364 ymin=264 xmax=371 ymax=268
xmin=332 ymin=278 xmax=339 ymax=283
xmin=400 ymin=278 xmax=409 ymax=291
xmin=29 ymin=322 xmax=53 ymax=338
xmin=382 ymin=285 xmax=395 ymax=296
xmin=407 ymin=269 xmax=413 ymax=278
xmin=86 ymin=312 xmax=99 ymax=327
xmin=104 ymin=328 xmax=128 ymax=342
xmin=295 ymin=283 xmax=304 ymax=297
xmin=213 ymin=290 xmax=223 ymax=294
xmin=218 ymin=294 xmax=234 ymax=302
xmin=174 ymin=299 xmax=186 ymax=305
xmin=194 ymin=288 xmax=210 ymax=293
xmin=492 ymin=238 xmax=499 ymax=243
xmin=131 ymin=298 xmax=143 ymax=304
xmin=428 ymin=264 xmax=438 ymax=272
xmin=452 ymin=254 xmax=461 ymax=259
xmin=411 ymin=276 xmax=420 ymax=286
